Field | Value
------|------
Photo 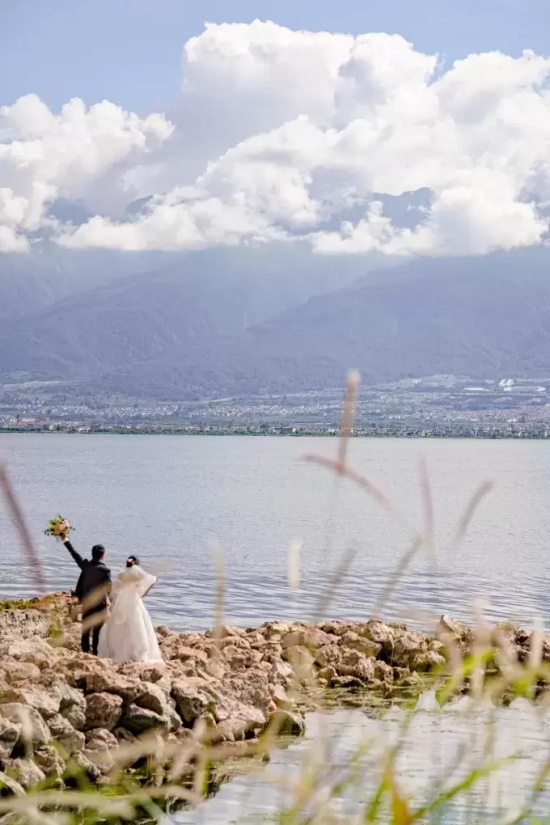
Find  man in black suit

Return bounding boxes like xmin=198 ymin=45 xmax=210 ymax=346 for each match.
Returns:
xmin=62 ymin=536 xmax=111 ymax=655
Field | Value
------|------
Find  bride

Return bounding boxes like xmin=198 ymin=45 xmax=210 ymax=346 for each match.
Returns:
xmin=98 ymin=556 xmax=163 ymax=664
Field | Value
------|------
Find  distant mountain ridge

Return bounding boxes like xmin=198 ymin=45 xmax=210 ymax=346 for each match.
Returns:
xmin=1 ymin=246 xmax=550 ymax=400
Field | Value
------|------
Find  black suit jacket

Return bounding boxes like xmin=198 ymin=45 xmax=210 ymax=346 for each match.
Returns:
xmin=64 ymin=540 xmax=111 ymax=614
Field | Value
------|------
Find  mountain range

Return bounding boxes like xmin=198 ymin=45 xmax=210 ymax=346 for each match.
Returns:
xmin=1 ymin=244 xmax=550 ymax=400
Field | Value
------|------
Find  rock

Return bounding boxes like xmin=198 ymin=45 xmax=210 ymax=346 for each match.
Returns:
xmin=319 ymin=620 xmax=356 ymax=637
xmin=62 ymin=703 xmax=86 ymax=731
xmin=269 ymin=659 xmax=293 ymax=685
xmin=48 ymin=714 xmax=86 ymax=756
xmin=270 ymin=684 xmax=293 ymax=710
xmin=4 ymin=758 xmax=45 ymax=790
xmin=85 ymin=728 xmax=118 ymax=748
xmin=84 ymin=693 xmax=123 ymax=731
xmin=373 ymin=661 xmax=394 ymax=682
xmin=412 ymin=650 xmax=446 ymax=672
xmin=331 ymin=675 xmax=366 ymax=689
xmin=282 ymin=646 xmax=315 ymax=680
xmin=317 ymin=666 xmax=337 ymax=686
xmin=0 ymin=719 xmax=20 ymax=760
xmin=267 ymin=710 xmax=305 ymax=736
xmin=315 ymin=646 xmax=342 ymax=669
xmin=261 ymin=622 xmax=292 ymax=641
xmin=134 ymin=683 xmax=169 ymax=716
xmin=122 ymin=705 xmax=169 ymax=734
xmin=337 ymin=650 xmax=376 ymax=682
xmin=34 ymin=745 xmax=66 ymax=779
xmin=70 ymin=750 xmax=102 ymax=782
xmin=84 ymin=730 xmax=118 ymax=773
xmin=281 ymin=629 xmax=334 ymax=650
xmin=1 ymin=639 xmax=53 ymax=669
xmin=119 ymin=663 xmax=168 ymax=686
xmin=391 ymin=632 xmax=428 ymax=669
xmin=222 ymin=705 xmax=266 ymax=741
xmin=204 ymin=659 xmax=226 ymax=680
xmin=206 ymin=625 xmax=244 ymax=639
xmin=86 ymin=670 xmax=143 ymax=702
xmin=0 ymin=704 xmax=50 ymax=747
xmin=340 ymin=631 xmax=382 ymax=659
xmin=0 ymin=610 xmax=49 ymax=640
xmin=0 ymin=771 xmax=25 ymax=797
xmin=360 ymin=621 xmax=396 ymax=652
xmin=59 ymin=683 xmax=86 ymax=711
xmin=436 ymin=616 xmax=471 ymax=646
xmin=113 ymin=727 xmax=136 ymax=744
xmin=172 ymin=682 xmax=211 ymax=726
xmin=4 ymin=663 xmax=41 ymax=685
xmin=0 ymin=687 xmax=60 ymax=720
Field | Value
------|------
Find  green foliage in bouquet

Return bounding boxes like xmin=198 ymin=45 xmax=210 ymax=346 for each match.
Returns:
xmin=44 ymin=515 xmax=74 ymax=540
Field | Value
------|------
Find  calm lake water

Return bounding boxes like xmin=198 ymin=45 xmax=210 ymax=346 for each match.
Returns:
xmin=1 ymin=433 xmax=550 ymax=823
xmin=0 ymin=434 xmax=549 ymax=631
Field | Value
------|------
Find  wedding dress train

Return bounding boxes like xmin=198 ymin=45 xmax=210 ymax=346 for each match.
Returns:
xmin=98 ymin=564 xmax=163 ymax=664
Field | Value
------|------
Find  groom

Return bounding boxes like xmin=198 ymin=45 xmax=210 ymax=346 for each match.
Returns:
xmin=61 ymin=533 xmax=111 ymax=655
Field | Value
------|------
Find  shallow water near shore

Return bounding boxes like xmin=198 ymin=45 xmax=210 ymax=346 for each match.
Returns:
xmin=1 ymin=434 xmax=550 ymax=631
xmin=175 ymin=695 xmax=550 ymax=824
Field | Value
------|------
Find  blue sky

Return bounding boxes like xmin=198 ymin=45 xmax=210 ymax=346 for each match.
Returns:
xmin=1 ymin=0 xmax=548 ymax=111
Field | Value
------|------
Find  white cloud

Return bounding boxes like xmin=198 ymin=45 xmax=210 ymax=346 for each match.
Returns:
xmin=3 ymin=22 xmax=550 ymax=256
xmin=0 ymin=94 xmax=173 ymax=251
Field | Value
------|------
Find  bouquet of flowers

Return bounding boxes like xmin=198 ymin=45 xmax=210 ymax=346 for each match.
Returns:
xmin=44 ymin=515 xmax=74 ymax=540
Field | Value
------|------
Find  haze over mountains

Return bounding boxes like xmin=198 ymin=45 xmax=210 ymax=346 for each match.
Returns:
xmin=1 ymin=245 xmax=550 ymax=401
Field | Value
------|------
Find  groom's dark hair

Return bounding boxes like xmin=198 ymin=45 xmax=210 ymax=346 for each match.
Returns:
xmin=92 ymin=545 xmax=105 ymax=561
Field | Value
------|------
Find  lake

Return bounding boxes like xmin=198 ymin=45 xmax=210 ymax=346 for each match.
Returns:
xmin=1 ymin=433 xmax=550 ymax=823
xmin=0 ymin=434 xmax=549 ymax=631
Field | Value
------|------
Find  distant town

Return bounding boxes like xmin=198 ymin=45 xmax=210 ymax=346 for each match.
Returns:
xmin=2 ymin=375 xmax=550 ymax=438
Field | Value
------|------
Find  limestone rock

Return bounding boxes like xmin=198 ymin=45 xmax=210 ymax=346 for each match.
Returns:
xmin=84 ymin=693 xmax=123 ymax=731
xmin=0 ymin=703 xmax=50 ymax=747
xmin=0 ymin=687 xmax=60 ymax=720
xmin=4 ymin=663 xmax=41 ymax=685
xmin=270 ymin=684 xmax=293 ymax=710
xmin=122 ymin=705 xmax=169 ymax=734
xmin=0 ymin=719 xmax=20 ymax=760
xmin=391 ymin=632 xmax=428 ymax=669
xmin=267 ymin=710 xmax=305 ymax=736
xmin=0 ymin=771 xmax=25 ymax=797
xmin=70 ymin=750 xmax=102 ymax=782
xmin=172 ymin=682 xmax=211 ymax=725
xmin=134 ymin=682 xmax=169 ymax=716
xmin=49 ymin=714 xmax=86 ymax=756
xmin=412 ymin=650 xmax=446 ymax=672
xmin=62 ymin=703 xmax=86 ymax=731
xmin=436 ymin=616 xmax=471 ymax=646
xmin=86 ymin=669 xmax=143 ymax=702
xmin=340 ymin=631 xmax=382 ymax=658
xmin=281 ymin=629 xmax=334 ymax=650
xmin=4 ymin=758 xmax=45 ymax=790
xmin=337 ymin=650 xmax=376 ymax=682
xmin=34 ymin=745 xmax=66 ymax=779
xmin=282 ymin=646 xmax=315 ymax=680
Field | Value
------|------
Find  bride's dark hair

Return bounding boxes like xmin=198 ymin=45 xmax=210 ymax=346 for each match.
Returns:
xmin=126 ymin=555 xmax=139 ymax=567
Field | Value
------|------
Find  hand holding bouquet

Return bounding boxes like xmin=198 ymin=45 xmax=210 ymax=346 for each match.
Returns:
xmin=44 ymin=515 xmax=74 ymax=541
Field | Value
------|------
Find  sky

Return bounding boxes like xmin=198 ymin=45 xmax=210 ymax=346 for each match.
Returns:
xmin=1 ymin=0 xmax=550 ymax=258
xmin=1 ymin=0 xmax=548 ymax=111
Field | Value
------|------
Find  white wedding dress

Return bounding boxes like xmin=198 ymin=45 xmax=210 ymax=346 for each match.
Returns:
xmin=98 ymin=565 xmax=163 ymax=664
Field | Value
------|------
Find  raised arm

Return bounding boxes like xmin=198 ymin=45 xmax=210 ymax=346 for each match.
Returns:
xmin=63 ymin=539 xmax=85 ymax=570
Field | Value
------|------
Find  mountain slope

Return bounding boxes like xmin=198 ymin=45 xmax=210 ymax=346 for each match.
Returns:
xmin=0 ymin=246 xmax=378 ymax=381
xmin=92 ymin=248 xmax=550 ymax=399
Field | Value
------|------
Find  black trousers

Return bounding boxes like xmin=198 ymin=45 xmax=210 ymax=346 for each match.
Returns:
xmin=81 ymin=606 xmax=106 ymax=656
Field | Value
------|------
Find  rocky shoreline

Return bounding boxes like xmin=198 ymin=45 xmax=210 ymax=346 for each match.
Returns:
xmin=0 ymin=595 xmax=544 ymax=800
